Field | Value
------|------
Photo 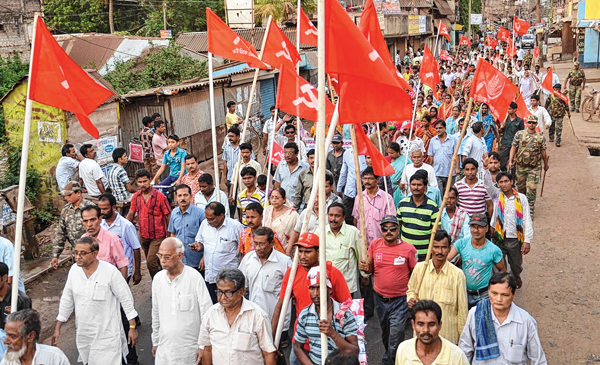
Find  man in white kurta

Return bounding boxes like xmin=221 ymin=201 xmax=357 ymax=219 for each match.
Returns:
xmin=54 ymin=238 xmax=138 ymax=365
xmin=152 ymin=238 xmax=213 ymax=364
xmin=400 ymin=149 xmax=438 ymax=196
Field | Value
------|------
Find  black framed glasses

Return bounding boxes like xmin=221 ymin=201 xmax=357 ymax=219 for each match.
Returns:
xmin=215 ymin=288 xmax=241 ymax=298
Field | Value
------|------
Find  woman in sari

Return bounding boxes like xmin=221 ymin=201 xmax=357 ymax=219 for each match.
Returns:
xmin=438 ymin=93 xmax=454 ymax=121
xmin=416 ymin=113 xmax=437 ymax=163
xmin=415 ymin=95 xmax=428 ymax=122
xmin=477 ymin=103 xmax=498 ymax=153
xmin=262 ymin=187 xmax=298 ymax=252
xmin=445 ymin=106 xmax=461 ymax=135
xmin=388 ymin=142 xmax=409 ymax=206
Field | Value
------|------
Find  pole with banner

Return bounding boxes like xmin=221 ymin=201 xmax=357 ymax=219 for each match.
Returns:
xmin=208 ymin=52 xmax=220 ymax=190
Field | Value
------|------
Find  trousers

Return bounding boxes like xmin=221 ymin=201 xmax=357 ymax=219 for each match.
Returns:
xmin=502 ymin=238 xmax=523 ymax=283
xmin=375 ymin=293 xmax=408 ymax=365
xmin=342 ymin=194 xmax=355 ymax=225
xmin=548 ymin=116 xmax=563 ymax=143
xmin=569 ymin=85 xmax=582 ymax=111
xmin=516 ymin=164 xmax=541 ymax=215
xmin=140 ymin=237 xmax=163 ymax=278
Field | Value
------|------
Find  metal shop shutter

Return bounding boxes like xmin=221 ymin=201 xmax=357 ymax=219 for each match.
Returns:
xmin=260 ymin=78 xmax=276 ymax=118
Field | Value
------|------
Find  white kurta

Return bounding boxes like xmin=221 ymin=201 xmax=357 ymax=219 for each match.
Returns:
xmin=151 ymin=265 xmax=213 ymax=365
xmin=57 ymin=261 xmax=138 ymax=365
xmin=400 ymin=163 xmax=438 ymax=196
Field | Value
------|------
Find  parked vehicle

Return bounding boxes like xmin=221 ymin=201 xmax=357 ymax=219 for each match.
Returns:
xmin=522 ymin=33 xmax=536 ymax=49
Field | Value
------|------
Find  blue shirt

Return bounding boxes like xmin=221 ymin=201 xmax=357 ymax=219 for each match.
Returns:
xmin=428 ymin=134 xmax=458 ymax=177
xmin=101 ymin=212 xmax=142 ymax=277
xmin=55 ymin=156 xmax=79 ymax=190
xmin=273 ymin=160 xmax=310 ymax=201
xmin=337 ymin=147 xmax=367 ymax=198
xmin=162 ymin=147 xmax=187 ymax=178
xmin=0 ymin=237 xmax=25 ymax=292
xmin=222 ymin=143 xmax=256 ymax=181
xmin=168 ymin=205 xmax=205 ymax=268
xmin=454 ymin=237 xmax=503 ymax=291
xmin=440 ymin=208 xmax=471 ymax=243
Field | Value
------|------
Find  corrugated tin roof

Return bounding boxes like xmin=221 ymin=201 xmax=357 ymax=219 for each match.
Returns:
xmin=433 ymin=0 xmax=454 ymax=15
xmin=177 ymin=27 xmax=316 ymax=54
xmin=121 ymin=75 xmax=232 ymax=99
xmin=55 ymin=34 xmax=170 ymax=75
xmin=398 ymin=0 xmax=433 ymax=8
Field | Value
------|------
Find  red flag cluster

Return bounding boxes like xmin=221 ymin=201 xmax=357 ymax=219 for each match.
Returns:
xmin=439 ymin=50 xmax=453 ymax=62
xmin=29 ymin=17 xmax=113 ymax=139
xmin=470 ymin=59 xmax=518 ymax=122
xmin=513 ymin=17 xmax=530 ymax=35
xmin=541 ymin=67 xmax=569 ymax=103
xmin=262 ymin=19 xmax=301 ymax=70
xmin=485 ymin=36 xmax=498 ymax=49
xmin=497 ymin=27 xmax=510 ymax=42
xmin=354 ymin=124 xmax=395 ymax=176
xmin=438 ymin=21 xmax=451 ymax=41
xmin=459 ymin=36 xmax=472 ymax=46
xmin=506 ymin=38 xmax=517 ymax=58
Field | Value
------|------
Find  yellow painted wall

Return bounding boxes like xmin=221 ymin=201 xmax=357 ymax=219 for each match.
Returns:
xmin=1 ymin=81 xmax=68 ymax=199
xmin=585 ymin=0 xmax=600 ymax=20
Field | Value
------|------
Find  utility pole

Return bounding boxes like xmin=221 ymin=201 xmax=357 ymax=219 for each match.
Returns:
xmin=163 ymin=1 xmax=167 ymax=30
xmin=109 ymin=0 xmax=115 ymax=34
xmin=468 ymin=0 xmax=472 ymax=38
xmin=536 ymin=0 xmax=543 ymax=67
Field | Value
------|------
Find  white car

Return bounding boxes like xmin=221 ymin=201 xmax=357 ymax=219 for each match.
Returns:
xmin=522 ymin=34 xmax=536 ymax=49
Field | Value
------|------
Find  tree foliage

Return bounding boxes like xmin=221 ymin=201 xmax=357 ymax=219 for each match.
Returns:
xmin=459 ymin=0 xmax=481 ymax=33
xmin=254 ymin=0 xmax=316 ymax=25
xmin=136 ymin=0 xmax=224 ymax=37
xmin=0 ymin=53 xmax=29 ymax=98
xmin=104 ymin=42 xmax=207 ymax=94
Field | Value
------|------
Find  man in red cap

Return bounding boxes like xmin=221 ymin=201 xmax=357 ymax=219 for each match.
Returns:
xmin=271 ymin=232 xmax=352 ymax=364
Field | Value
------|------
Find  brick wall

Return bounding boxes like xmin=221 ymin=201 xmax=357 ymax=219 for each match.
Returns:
xmin=0 ymin=0 xmax=41 ymax=59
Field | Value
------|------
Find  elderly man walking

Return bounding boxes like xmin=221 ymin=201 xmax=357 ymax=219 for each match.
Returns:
xmin=151 ymin=237 xmax=213 ymax=364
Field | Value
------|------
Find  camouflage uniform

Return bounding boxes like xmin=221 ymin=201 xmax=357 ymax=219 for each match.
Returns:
xmin=52 ymin=199 xmax=96 ymax=257
xmin=523 ymin=52 xmax=534 ymax=67
xmin=512 ymin=130 xmax=547 ymax=216
xmin=545 ymin=93 xmax=569 ymax=144
xmin=567 ymin=67 xmax=586 ymax=112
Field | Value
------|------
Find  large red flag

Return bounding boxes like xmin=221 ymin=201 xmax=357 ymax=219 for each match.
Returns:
xmin=459 ymin=36 xmax=472 ymax=46
xmin=438 ymin=20 xmax=451 ymax=41
xmin=513 ymin=17 xmax=530 ymax=35
xmin=541 ymin=67 xmax=569 ymax=103
xmin=299 ymin=8 xmax=318 ymax=47
xmin=514 ymin=93 xmax=532 ymax=120
xmin=506 ymin=38 xmax=517 ymax=58
xmin=206 ymin=8 xmax=267 ymax=69
xmin=354 ymin=124 xmax=395 ymax=176
xmin=268 ymin=141 xmax=285 ymax=165
xmin=358 ymin=0 xmax=411 ymax=90
xmin=485 ymin=36 xmax=498 ymax=49
xmin=29 ymin=17 xmax=112 ymax=139
xmin=497 ymin=27 xmax=510 ymax=42
xmin=470 ymin=59 xmax=518 ymax=122
xmin=262 ymin=19 xmax=301 ymax=70
xmin=325 ymin=0 xmax=413 ymax=123
xmin=276 ymin=64 xmax=336 ymax=122
xmin=420 ymin=45 xmax=440 ymax=91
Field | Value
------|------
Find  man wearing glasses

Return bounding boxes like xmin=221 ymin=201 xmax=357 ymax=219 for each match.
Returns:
xmin=198 ymin=268 xmax=277 ymax=365
xmin=359 ymin=215 xmax=417 ymax=365
xmin=53 ymin=237 xmax=139 ymax=365
xmin=276 ymin=124 xmax=307 ymax=162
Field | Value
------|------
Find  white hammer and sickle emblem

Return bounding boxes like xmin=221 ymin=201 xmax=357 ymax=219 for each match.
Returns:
xmin=233 ymin=36 xmax=241 ymax=45
xmin=59 ymin=66 xmax=69 ymax=89
xmin=292 ymin=84 xmax=319 ymax=110
xmin=369 ymin=50 xmax=381 ymax=62
xmin=276 ymin=41 xmax=292 ymax=61
xmin=305 ymin=24 xmax=318 ymax=36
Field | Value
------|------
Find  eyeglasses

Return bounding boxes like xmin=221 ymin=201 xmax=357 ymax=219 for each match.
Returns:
xmin=215 ymin=288 xmax=241 ymax=298
xmin=156 ymin=253 xmax=175 ymax=260
xmin=382 ymin=226 xmax=398 ymax=232
xmin=73 ymin=250 xmax=95 ymax=257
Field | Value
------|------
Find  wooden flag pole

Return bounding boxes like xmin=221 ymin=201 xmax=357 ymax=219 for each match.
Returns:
xmin=350 ymin=125 xmax=369 ymax=260
xmin=414 ymin=97 xmax=474 ymax=298
xmin=208 ymin=51 xmax=221 ymax=190
xmin=403 ymin=79 xmax=422 ymax=184
xmin=12 ymin=14 xmax=39 ymax=312
xmin=375 ymin=122 xmax=392 ymax=213
xmin=263 ymin=107 xmax=278 ymax=209
xmin=229 ymin=15 xmax=272 ymax=197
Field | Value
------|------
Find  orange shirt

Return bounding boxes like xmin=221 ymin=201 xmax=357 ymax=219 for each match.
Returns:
xmin=238 ymin=227 xmax=286 ymax=256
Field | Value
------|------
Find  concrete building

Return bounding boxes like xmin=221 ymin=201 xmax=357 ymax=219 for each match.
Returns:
xmin=0 ymin=0 xmax=40 ymax=59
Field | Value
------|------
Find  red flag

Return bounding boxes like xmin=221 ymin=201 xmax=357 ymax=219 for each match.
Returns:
xmin=513 ymin=17 xmax=530 ymax=35
xmin=206 ymin=8 xmax=267 ymax=69
xmin=459 ymin=36 xmax=472 ymax=46
xmin=533 ymin=47 xmax=540 ymax=57
xmin=541 ymin=67 xmax=569 ymax=103
xmin=438 ymin=20 xmax=451 ymax=41
xmin=420 ymin=45 xmax=440 ymax=91
xmin=354 ymin=124 xmax=395 ymax=176
xmin=485 ymin=36 xmax=498 ymax=49
xmin=439 ymin=49 xmax=453 ymax=61
xmin=325 ymin=0 xmax=413 ymax=123
xmin=470 ymin=59 xmax=518 ymax=122
xmin=29 ymin=17 xmax=112 ymax=139
xmin=514 ymin=93 xmax=532 ymax=120
xmin=358 ymin=0 xmax=412 ymax=90
xmin=299 ymin=8 xmax=318 ymax=47
xmin=268 ymin=141 xmax=285 ymax=166
xmin=276 ymin=64 xmax=336 ymax=122
xmin=497 ymin=27 xmax=510 ymax=42
xmin=262 ymin=20 xmax=301 ymax=70
xmin=506 ymin=38 xmax=517 ymax=58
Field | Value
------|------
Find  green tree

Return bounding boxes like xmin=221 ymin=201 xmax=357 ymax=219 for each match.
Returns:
xmin=136 ymin=0 xmax=223 ymax=37
xmin=254 ymin=0 xmax=316 ymax=25
xmin=459 ymin=0 xmax=481 ymax=34
xmin=104 ymin=42 xmax=207 ymax=94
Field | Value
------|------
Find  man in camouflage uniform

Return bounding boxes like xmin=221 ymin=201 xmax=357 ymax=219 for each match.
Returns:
xmin=523 ymin=49 xmax=534 ymax=68
xmin=565 ymin=61 xmax=586 ymax=112
xmin=545 ymin=83 xmax=571 ymax=147
xmin=508 ymin=115 xmax=549 ymax=217
xmin=51 ymin=181 xmax=96 ymax=270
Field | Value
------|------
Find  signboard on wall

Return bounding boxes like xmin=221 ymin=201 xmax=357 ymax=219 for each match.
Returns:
xmin=470 ymin=14 xmax=483 ymax=25
xmin=409 ymin=15 xmax=420 ymax=34
xmin=577 ymin=33 xmax=585 ymax=54
xmin=77 ymin=136 xmax=118 ymax=165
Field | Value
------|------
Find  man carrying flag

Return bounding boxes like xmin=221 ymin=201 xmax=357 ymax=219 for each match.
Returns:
xmin=544 ymin=83 xmax=570 ymax=147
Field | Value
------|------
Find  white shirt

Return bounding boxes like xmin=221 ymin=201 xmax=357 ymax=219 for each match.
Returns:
xmin=151 ymin=265 xmax=213 ymax=364
xmin=442 ymin=72 xmax=456 ymax=87
xmin=57 ymin=261 xmax=138 ymax=365
xmin=262 ymin=117 xmax=282 ymax=150
xmin=0 ymin=344 xmax=70 ymax=365
xmin=294 ymin=208 xmax=319 ymax=234
xmin=459 ymin=303 xmax=548 ymax=365
xmin=78 ymin=158 xmax=107 ymax=197
xmin=238 ymin=249 xmax=292 ymax=328
xmin=198 ymin=298 xmax=277 ymax=364
xmin=55 ymin=156 xmax=79 ymax=190
xmin=490 ymin=192 xmax=533 ymax=243
xmin=400 ymin=163 xmax=438 ymax=196
xmin=194 ymin=217 xmax=244 ymax=283
xmin=459 ymin=134 xmax=487 ymax=173
xmin=529 ymin=105 xmax=552 ymax=134
xmin=194 ymin=188 xmax=230 ymax=217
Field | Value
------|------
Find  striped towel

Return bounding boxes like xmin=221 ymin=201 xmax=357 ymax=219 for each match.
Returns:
xmin=475 ymin=298 xmax=501 ymax=361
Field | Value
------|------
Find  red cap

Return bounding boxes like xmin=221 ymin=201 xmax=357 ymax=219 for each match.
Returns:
xmin=295 ymin=232 xmax=320 ymax=248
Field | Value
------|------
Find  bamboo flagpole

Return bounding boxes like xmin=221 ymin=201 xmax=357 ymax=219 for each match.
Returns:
xmin=432 ymin=20 xmax=441 ymax=58
xmin=229 ymin=16 xmax=272 ymax=198
xmin=208 ymin=52 xmax=220 ymax=190
xmin=403 ymin=80 xmax=422 ymax=179
xmin=413 ymin=97 xmax=474 ymax=298
xmin=273 ymin=103 xmax=340 ymax=347
xmin=375 ymin=122 xmax=391 ymax=212
xmin=263 ymin=106 xmax=278 ymax=209
xmin=12 ymin=14 xmax=39 ymax=312
xmin=350 ymin=124 xmax=369 ymax=260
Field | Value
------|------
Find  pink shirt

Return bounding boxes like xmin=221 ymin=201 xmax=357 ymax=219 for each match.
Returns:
xmin=152 ymin=133 xmax=168 ymax=165
xmin=352 ymin=189 xmax=396 ymax=245
xmin=83 ymin=228 xmax=129 ymax=269
xmin=368 ymin=238 xmax=417 ymax=297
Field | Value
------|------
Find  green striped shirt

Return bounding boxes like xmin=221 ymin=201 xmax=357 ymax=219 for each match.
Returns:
xmin=396 ymin=196 xmax=439 ymax=258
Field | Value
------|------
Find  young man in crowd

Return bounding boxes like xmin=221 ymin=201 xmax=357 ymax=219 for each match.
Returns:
xmin=106 ymin=148 xmax=136 ymax=201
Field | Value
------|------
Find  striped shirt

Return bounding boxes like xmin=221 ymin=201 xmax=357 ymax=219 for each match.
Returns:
xmin=294 ymin=300 xmax=358 ymax=365
xmin=406 ymin=260 xmax=468 ymax=344
xmin=105 ymin=164 xmax=132 ymax=201
xmin=237 ymin=188 xmax=266 ymax=226
xmin=453 ymin=178 xmax=491 ymax=215
xmin=396 ymin=196 xmax=439 ymax=260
